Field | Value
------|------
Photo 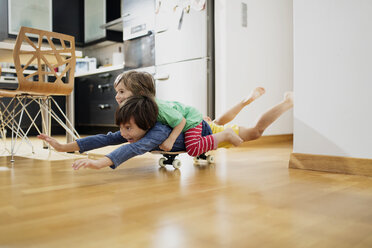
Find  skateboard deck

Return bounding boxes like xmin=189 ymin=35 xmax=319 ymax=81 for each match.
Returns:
xmin=151 ymin=151 xmax=186 ymax=155
xmin=151 ymin=150 xmax=215 ymax=169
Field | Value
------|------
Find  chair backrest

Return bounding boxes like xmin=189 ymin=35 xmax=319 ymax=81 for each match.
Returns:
xmin=13 ymin=26 xmax=76 ymax=96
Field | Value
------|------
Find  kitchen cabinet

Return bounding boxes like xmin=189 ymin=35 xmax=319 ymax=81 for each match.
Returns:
xmin=84 ymin=0 xmax=122 ymax=46
xmin=9 ymin=0 xmax=52 ymax=35
xmin=75 ymin=69 xmax=122 ymax=128
xmin=84 ymin=0 xmax=106 ymax=43
xmin=155 ymin=58 xmax=208 ymax=116
xmin=54 ymin=0 xmax=122 ymax=47
xmin=0 ymin=0 xmax=52 ymax=40
xmin=0 ymin=0 xmax=122 ymax=47
xmin=52 ymin=0 xmax=84 ymax=47
xmin=54 ymin=0 xmax=121 ymax=47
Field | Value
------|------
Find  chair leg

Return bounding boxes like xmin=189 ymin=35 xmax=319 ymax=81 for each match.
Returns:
xmin=6 ymin=96 xmax=41 ymax=161
xmin=10 ymin=98 xmax=22 ymax=163
xmin=1 ymin=98 xmax=35 ymax=149
xmin=14 ymin=97 xmax=43 ymax=154
xmin=0 ymin=101 xmax=9 ymax=154
xmin=40 ymin=97 xmax=51 ymax=149
xmin=3 ymin=95 xmax=81 ymax=160
xmin=38 ymin=96 xmax=80 ymax=140
xmin=66 ymin=92 xmax=75 ymax=143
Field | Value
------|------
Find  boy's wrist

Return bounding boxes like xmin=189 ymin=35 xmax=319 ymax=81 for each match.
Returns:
xmin=98 ymin=157 xmax=113 ymax=168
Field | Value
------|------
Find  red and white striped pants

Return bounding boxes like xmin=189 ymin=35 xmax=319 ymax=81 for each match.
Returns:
xmin=184 ymin=122 xmax=215 ymax=157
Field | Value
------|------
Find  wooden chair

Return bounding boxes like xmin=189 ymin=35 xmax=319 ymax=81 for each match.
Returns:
xmin=0 ymin=26 xmax=80 ymax=162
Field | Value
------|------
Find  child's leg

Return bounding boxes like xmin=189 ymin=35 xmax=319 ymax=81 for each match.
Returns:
xmin=185 ymin=123 xmax=243 ymax=157
xmin=185 ymin=123 xmax=215 ymax=157
xmin=212 ymin=128 xmax=243 ymax=147
xmin=239 ymin=92 xmax=293 ymax=141
xmin=214 ymin=87 xmax=265 ymax=125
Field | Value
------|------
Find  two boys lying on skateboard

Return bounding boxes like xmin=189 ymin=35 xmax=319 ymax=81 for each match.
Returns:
xmin=38 ymin=71 xmax=293 ymax=170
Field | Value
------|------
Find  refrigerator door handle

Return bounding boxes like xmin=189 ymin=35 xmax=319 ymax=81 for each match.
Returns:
xmin=124 ymin=30 xmax=153 ymax=41
xmin=122 ymin=13 xmax=131 ymax=18
xmin=155 ymin=26 xmax=169 ymax=34
xmin=154 ymin=73 xmax=169 ymax=80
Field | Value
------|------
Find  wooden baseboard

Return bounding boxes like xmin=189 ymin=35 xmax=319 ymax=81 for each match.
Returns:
xmin=289 ymin=153 xmax=372 ymax=177
xmin=240 ymin=134 xmax=293 ymax=147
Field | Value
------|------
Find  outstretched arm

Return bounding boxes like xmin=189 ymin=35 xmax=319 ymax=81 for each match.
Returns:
xmin=107 ymin=122 xmax=185 ymax=169
xmin=37 ymin=134 xmax=79 ymax=152
xmin=70 ymin=122 xmax=186 ymax=170
xmin=76 ymin=131 xmax=127 ymax=152
xmin=38 ymin=131 xmax=127 ymax=153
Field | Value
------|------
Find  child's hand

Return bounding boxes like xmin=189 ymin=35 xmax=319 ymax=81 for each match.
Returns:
xmin=72 ymin=159 xmax=103 ymax=170
xmin=159 ymin=138 xmax=175 ymax=152
xmin=72 ymin=157 xmax=113 ymax=170
xmin=37 ymin=133 xmax=63 ymax=151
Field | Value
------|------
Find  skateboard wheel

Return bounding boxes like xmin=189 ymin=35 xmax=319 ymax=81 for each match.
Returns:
xmin=159 ymin=157 xmax=167 ymax=167
xmin=172 ymin=159 xmax=181 ymax=169
xmin=207 ymin=155 xmax=215 ymax=163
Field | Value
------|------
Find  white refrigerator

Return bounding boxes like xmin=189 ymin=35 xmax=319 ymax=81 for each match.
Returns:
xmin=153 ymin=0 xmax=214 ymax=117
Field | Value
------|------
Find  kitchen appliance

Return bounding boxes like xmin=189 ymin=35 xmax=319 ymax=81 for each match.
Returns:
xmin=0 ymin=73 xmax=18 ymax=90
xmin=122 ymin=0 xmax=156 ymax=71
xmin=75 ymin=57 xmax=97 ymax=73
xmin=123 ymin=33 xmax=154 ymax=70
xmin=112 ymin=48 xmax=124 ymax=66
xmin=154 ymin=0 xmax=214 ymax=117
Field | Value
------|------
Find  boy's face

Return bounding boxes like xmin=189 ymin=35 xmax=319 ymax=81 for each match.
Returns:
xmin=119 ymin=117 xmax=147 ymax=143
xmin=115 ymin=83 xmax=133 ymax=105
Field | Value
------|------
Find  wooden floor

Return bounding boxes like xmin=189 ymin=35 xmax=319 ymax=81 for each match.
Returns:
xmin=1 ymin=138 xmax=372 ymax=248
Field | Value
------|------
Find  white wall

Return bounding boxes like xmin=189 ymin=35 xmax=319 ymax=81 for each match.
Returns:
xmin=294 ymin=0 xmax=372 ymax=159
xmin=215 ymin=0 xmax=293 ymax=135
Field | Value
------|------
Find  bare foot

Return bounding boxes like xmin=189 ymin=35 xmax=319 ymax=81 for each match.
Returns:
xmin=284 ymin=91 xmax=293 ymax=107
xmin=213 ymin=128 xmax=243 ymax=147
xmin=203 ymin=116 xmax=212 ymax=122
xmin=243 ymin=87 xmax=266 ymax=106
xmin=225 ymin=128 xmax=243 ymax=146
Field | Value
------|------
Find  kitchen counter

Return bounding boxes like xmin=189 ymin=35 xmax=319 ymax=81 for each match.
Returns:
xmin=75 ymin=64 xmax=124 ymax=77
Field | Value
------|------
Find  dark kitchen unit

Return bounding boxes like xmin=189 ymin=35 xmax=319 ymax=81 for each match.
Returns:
xmin=74 ymin=69 xmax=123 ymax=134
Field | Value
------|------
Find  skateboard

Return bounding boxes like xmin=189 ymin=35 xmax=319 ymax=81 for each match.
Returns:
xmin=151 ymin=151 xmax=215 ymax=169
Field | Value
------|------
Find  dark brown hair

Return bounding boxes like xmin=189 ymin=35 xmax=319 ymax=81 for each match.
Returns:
xmin=114 ymin=71 xmax=156 ymax=97
xmin=115 ymin=95 xmax=158 ymax=130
